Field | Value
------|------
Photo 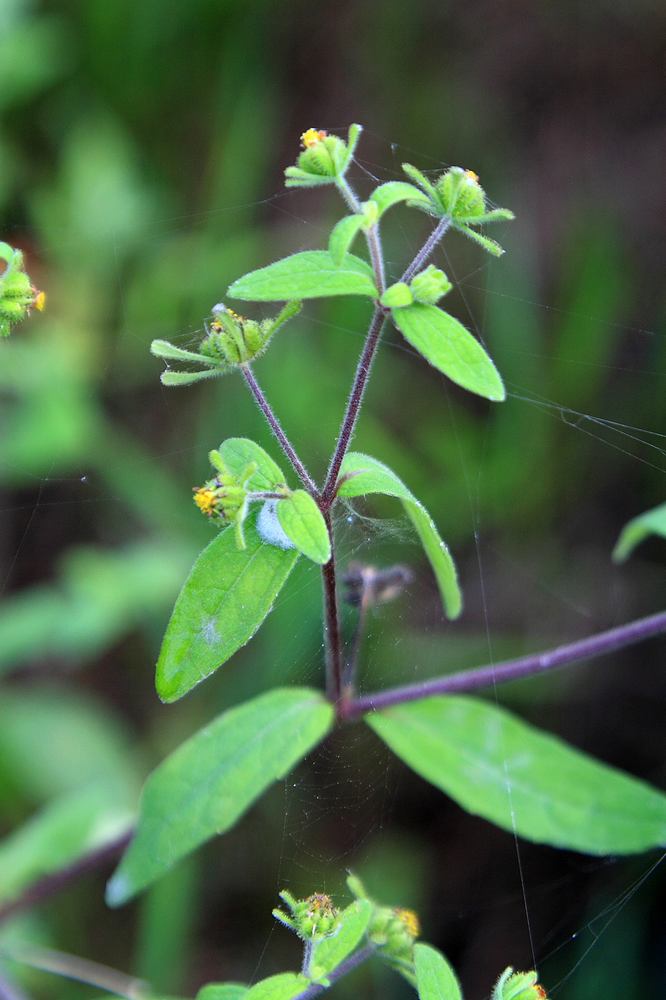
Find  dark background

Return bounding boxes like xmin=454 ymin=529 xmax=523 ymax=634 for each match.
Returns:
xmin=0 ymin=1 xmax=665 ymax=997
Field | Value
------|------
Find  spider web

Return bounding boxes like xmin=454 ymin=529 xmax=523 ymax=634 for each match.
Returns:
xmin=1 ymin=127 xmax=665 ymax=1000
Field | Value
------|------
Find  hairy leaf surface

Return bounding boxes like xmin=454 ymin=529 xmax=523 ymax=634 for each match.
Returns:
xmin=392 ymin=303 xmax=505 ymax=401
xmin=155 ymin=517 xmax=298 ymax=702
xmin=338 ymin=452 xmax=461 ymax=619
xmin=106 ymin=689 xmax=333 ymax=905
xmin=277 ymin=490 xmax=331 ymax=564
xmin=228 ymin=251 xmax=377 ymax=301
xmin=414 ymin=943 xmax=463 ymax=1000
xmin=368 ymin=695 xmax=666 ymax=854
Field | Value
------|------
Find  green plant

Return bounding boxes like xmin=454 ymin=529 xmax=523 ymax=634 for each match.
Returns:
xmin=2 ymin=124 xmax=666 ymax=999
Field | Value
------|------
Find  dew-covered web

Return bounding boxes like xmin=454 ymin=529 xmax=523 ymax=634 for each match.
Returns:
xmin=2 ymin=126 xmax=665 ymax=997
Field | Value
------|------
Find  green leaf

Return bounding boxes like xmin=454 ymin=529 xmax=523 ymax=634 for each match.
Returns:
xmin=414 ymin=944 xmax=463 ymax=1000
xmin=106 ymin=688 xmax=333 ymax=905
xmin=453 ymin=225 xmax=505 ymax=257
xmin=338 ymin=453 xmax=461 ymax=619
xmin=219 ymin=437 xmax=286 ymax=491
xmin=0 ymin=785 xmax=133 ymax=905
xmin=277 ymin=490 xmax=331 ymax=564
xmin=391 ymin=303 xmax=505 ymax=401
xmin=197 ymin=985 xmax=249 ymax=1000
xmin=309 ymin=899 xmax=373 ymax=980
xmin=160 ymin=369 xmax=222 ymax=386
xmin=155 ymin=517 xmax=298 ymax=702
xmin=228 ymin=251 xmax=377 ymax=302
xmin=150 ymin=340 xmax=216 ymax=366
xmin=328 ymin=215 xmax=366 ymax=265
xmin=368 ymin=695 xmax=666 ymax=854
xmin=613 ymin=501 xmax=666 ymax=562
xmin=244 ymin=973 xmax=309 ymax=1000
xmin=369 ymin=181 xmax=431 ymax=218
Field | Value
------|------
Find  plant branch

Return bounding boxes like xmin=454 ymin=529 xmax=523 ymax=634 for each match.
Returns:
xmin=321 ymin=509 xmax=344 ymax=704
xmin=242 ymin=365 xmax=319 ymax=494
xmin=0 ymin=829 xmax=132 ymax=926
xmin=341 ymin=609 xmax=666 ymax=719
xmin=293 ymin=945 xmax=375 ymax=999
xmin=400 ymin=215 xmax=451 ymax=284
xmin=321 ymin=307 xmax=386 ymax=505
xmin=0 ymin=942 xmax=147 ymax=1000
xmin=321 ymin=215 xmax=452 ymax=506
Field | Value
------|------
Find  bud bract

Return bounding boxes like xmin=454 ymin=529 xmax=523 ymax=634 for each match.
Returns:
xmin=409 ymin=264 xmax=452 ymax=304
xmin=0 ymin=242 xmax=45 ymax=338
xmin=285 ymin=124 xmax=362 ymax=188
xmin=493 ymin=967 xmax=548 ymax=1000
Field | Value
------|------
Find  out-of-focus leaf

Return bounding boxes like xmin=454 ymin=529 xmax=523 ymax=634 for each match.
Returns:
xmin=277 ymin=490 xmax=330 ymax=564
xmin=338 ymin=453 xmax=461 ymax=619
xmin=0 ymin=686 xmax=139 ymax=804
xmin=414 ymin=943 xmax=462 ymax=1000
xmin=155 ymin=517 xmax=299 ymax=702
xmin=391 ymin=303 xmax=505 ymax=401
xmin=613 ymin=501 xmax=666 ymax=562
xmin=0 ymin=785 xmax=133 ymax=905
xmin=0 ymin=542 xmax=192 ymax=675
xmin=228 ymin=251 xmax=377 ymax=301
xmin=368 ymin=696 xmax=666 ymax=854
xmin=106 ymin=688 xmax=333 ymax=905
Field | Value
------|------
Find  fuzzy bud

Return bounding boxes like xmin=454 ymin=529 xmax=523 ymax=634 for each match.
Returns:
xmin=273 ymin=890 xmax=341 ymax=942
xmin=409 ymin=264 xmax=452 ymax=305
xmin=436 ymin=166 xmax=486 ymax=220
xmin=285 ymin=124 xmax=362 ymax=188
xmin=492 ymin=967 xmax=548 ymax=1000
xmin=380 ymin=282 xmax=414 ymax=309
xmin=0 ymin=242 xmax=45 ymax=338
xmin=192 ymin=451 xmax=259 ymax=548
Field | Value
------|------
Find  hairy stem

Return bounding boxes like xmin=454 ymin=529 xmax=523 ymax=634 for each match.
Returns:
xmin=336 ymin=176 xmax=386 ymax=295
xmin=293 ymin=945 xmax=375 ymax=999
xmin=0 ymin=830 xmax=132 ymax=926
xmin=322 ymin=307 xmax=386 ymax=504
xmin=242 ymin=365 xmax=318 ymax=494
xmin=400 ymin=215 xmax=451 ymax=283
xmin=341 ymin=609 xmax=666 ymax=719
xmin=321 ymin=510 xmax=344 ymax=703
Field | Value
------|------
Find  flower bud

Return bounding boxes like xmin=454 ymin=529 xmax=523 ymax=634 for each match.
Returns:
xmin=285 ymin=124 xmax=362 ymax=188
xmin=273 ymin=890 xmax=341 ymax=942
xmin=0 ymin=243 xmax=45 ymax=338
xmin=200 ymin=300 xmax=301 ymax=369
xmin=492 ymin=967 xmax=548 ymax=1000
xmin=192 ymin=451 xmax=259 ymax=548
xmin=436 ymin=166 xmax=486 ymax=220
xmin=409 ymin=265 xmax=452 ymax=305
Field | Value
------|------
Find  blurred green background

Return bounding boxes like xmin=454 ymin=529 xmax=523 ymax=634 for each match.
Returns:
xmin=1 ymin=0 xmax=665 ymax=997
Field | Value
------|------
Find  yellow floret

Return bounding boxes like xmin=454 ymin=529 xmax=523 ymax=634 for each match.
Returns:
xmin=300 ymin=128 xmax=327 ymax=149
xmin=464 ymin=169 xmax=480 ymax=183
xmin=394 ymin=908 xmax=420 ymax=938
xmin=33 ymin=289 xmax=46 ymax=312
xmin=193 ymin=486 xmax=217 ymax=516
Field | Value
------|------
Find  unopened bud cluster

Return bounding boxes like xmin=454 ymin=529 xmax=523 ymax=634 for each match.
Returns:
xmin=0 ymin=243 xmax=45 ymax=338
xmin=151 ymin=300 xmax=301 ymax=385
xmin=380 ymin=264 xmax=453 ymax=310
xmin=285 ymin=124 xmax=362 ymax=188
xmin=192 ymin=450 xmax=271 ymax=549
xmin=273 ymin=890 xmax=341 ymax=941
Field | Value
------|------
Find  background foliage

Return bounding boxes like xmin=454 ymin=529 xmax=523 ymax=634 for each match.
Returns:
xmin=0 ymin=0 xmax=664 ymax=997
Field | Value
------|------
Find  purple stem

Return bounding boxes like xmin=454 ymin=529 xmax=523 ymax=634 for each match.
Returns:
xmin=322 ymin=509 xmax=344 ymax=702
xmin=400 ymin=215 xmax=451 ymax=284
xmin=0 ymin=830 xmax=132 ymax=926
xmin=341 ymin=609 xmax=666 ymax=719
xmin=293 ymin=945 xmax=375 ymax=999
xmin=242 ymin=365 xmax=318 ymax=495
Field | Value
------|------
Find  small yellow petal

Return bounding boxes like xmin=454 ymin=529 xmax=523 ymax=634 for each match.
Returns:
xmin=464 ymin=169 xmax=480 ymax=183
xmin=300 ymin=127 xmax=327 ymax=149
